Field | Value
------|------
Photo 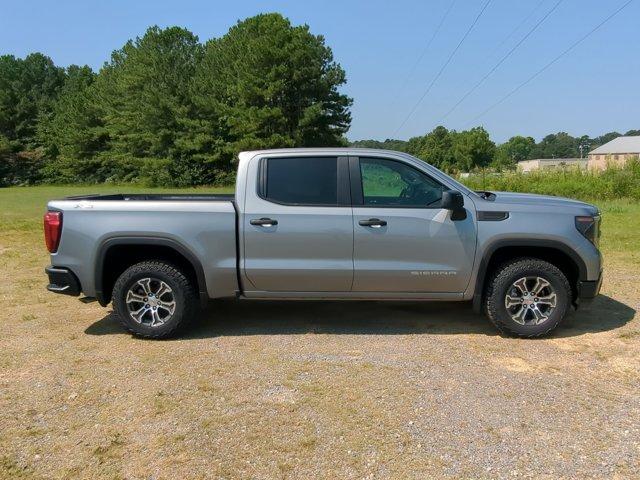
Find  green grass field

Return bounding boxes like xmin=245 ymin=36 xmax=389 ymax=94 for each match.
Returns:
xmin=1 ymin=185 xmax=637 ymax=268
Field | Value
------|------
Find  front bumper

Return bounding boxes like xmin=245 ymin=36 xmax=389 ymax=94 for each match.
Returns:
xmin=45 ymin=266 xmax=81 ymax=296
xmin=576 ymin=270 xmax=603 ymax=306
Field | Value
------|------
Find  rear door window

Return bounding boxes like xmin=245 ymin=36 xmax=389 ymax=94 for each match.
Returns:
xmin=262 ymin=157 xmax=338 ymax=206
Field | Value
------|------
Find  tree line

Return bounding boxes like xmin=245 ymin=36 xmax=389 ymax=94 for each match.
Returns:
xmin=0 ymin=13 xmax=352 ymax=186
xmin=352 ymin=127 xmax=640 ymax=173
xmin=1 ymin=12 xmax=638 ymax=186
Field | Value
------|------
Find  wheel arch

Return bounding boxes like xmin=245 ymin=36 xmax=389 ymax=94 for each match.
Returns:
xmin=95 ymin=237 xmax=208 ymax=307
xmin=472 ymin=239 xmax=587 ymax=313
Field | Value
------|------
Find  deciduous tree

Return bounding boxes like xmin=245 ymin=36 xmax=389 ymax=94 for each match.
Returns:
xmin=493 ymin=135 xmax=535 ymax=170
xmin=451 ymin=127 xmax=496 ymax=172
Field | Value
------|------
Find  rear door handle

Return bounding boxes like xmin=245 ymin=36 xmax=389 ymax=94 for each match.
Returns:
xmin=358 ymin=218 xmax=387 ymax=228
xmin=250 ymin=217 xmax=278 ymax=227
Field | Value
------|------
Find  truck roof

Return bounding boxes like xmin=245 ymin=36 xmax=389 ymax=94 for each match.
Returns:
xmin=238 ymin=147 xmax=408 ymax=159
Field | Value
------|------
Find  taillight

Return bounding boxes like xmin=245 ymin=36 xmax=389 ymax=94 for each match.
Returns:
xmin=44 ymin=211 xmax=62 ymax=253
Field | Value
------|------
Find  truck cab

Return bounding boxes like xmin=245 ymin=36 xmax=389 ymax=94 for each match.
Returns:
xmin=238 ymin=150 xmax=476 ymax=297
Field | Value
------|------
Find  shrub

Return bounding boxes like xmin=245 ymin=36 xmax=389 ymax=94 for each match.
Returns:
xmin=459 ymin=159 xmax=640 ymax=201
xmin=39 ymin=157 xmax=144 ymax=184
xmin=0 ymin=148 xmax=46 ymax=186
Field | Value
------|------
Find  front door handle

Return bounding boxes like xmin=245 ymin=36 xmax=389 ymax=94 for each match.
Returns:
xmin=250 ymin=217 xmax=278 ymax=227
xmin=358 ymin=218 xmax=387 ymax=228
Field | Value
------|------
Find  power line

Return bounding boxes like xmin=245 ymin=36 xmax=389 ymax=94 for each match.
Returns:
xmin=483 ymin=0 xmax=546 ymax=63
xmin=392 ymin=0 xmax=457 ymax=101
xmin=393 ymin=0 xmax=492 ymax=137
xmin=464 ymin=0 xmax=635 ymax=127
xmin=440 ymin=0 xmax=564 ymax=121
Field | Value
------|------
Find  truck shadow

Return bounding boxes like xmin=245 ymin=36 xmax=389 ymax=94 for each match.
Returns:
xmin=86 ymin=294 xmax=635 ymax=339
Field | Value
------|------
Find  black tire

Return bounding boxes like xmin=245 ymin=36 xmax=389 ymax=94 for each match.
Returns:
xmin=484 ymin=257 xmax=572 ymax=338
xmin=112 ymin=261 xmax=199 ymax=339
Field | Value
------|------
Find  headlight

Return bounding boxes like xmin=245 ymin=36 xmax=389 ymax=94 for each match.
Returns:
xmin=575 ymin=215 xmax=601 ymax=247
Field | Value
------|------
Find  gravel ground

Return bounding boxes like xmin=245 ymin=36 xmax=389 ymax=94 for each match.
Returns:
xmin=1 ymin=247 xmax=639 ymax=479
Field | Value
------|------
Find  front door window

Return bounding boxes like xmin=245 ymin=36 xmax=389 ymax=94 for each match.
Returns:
xmin=360 ymin=157 xmax=444 ymax=207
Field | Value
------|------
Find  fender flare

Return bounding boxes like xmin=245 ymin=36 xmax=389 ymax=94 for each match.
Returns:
xmin=471 ymin=238 xmax=587 ymax=313
xmin=94 ymin=236 xmax=208 ymax=307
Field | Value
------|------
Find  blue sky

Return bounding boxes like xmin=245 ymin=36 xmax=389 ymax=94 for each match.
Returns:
xmin=2 ymin=0 xmax=638 ymax=142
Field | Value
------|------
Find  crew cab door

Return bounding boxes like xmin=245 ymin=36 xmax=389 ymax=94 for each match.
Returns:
xmin=242 ymin=155 xmax=353 ymax=292
xmin=350 ymin=156 xmax=476 ymax=293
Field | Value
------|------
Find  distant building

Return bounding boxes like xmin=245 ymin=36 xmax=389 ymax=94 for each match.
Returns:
xmin=588 ymin=136 xmax=640 ymax=170
xmin=517 ymin=158 xmax=588 ymax=173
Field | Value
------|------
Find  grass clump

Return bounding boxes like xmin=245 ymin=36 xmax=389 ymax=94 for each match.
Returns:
xmin=0 ymin=455 xmax=36 ymax=479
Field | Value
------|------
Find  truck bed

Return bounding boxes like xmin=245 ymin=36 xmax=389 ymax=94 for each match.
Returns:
xmin=64 ymin=193 xmax=235 ymax=201
xmin=47 ymin=193 xmax=239 ymax=301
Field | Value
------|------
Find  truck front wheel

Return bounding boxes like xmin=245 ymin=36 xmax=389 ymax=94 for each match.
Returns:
xmin=112 ymin=261 xmax=199 ymax=339
xmin=484 ymin=258 xmax=572 ymax=338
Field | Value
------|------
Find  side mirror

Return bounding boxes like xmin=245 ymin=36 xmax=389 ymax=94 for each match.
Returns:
xmin=441 ymin=190 xmax=464 ymax=210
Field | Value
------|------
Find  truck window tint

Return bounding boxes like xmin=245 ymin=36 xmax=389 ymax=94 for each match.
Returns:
xmin=360 ymin=157 xmax=443 ymax=207
xmin=265 ymin=157 xmax=338 ymax=205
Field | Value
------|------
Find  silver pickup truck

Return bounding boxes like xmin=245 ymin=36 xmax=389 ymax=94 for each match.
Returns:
xmin=44 ymin=148 xmax=602 ymax=338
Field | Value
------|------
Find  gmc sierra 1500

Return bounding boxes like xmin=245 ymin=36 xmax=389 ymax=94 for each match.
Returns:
xmin=44 ymin=148 xmax=602 ymax=338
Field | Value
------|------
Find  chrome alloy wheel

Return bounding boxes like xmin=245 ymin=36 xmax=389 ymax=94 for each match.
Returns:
xmin=125 ymin=278 xmax=176 ymax=327
xmin=504 ymin=276 xmax=557 ymax=325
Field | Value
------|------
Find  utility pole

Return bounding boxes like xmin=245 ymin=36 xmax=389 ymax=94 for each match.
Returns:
xmin=578 ymin=142 xmax=590 ymax=159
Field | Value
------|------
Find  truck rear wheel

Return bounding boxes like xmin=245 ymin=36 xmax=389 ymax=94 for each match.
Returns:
xmin=112 ymin=261 xmax=199 ymax=339
xmin=484 ymin=258 xmax=571 ymax=338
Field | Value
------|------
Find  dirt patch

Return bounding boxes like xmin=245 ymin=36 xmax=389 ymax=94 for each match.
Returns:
xmin=495 ymin=356 xmax=537 ymax=373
